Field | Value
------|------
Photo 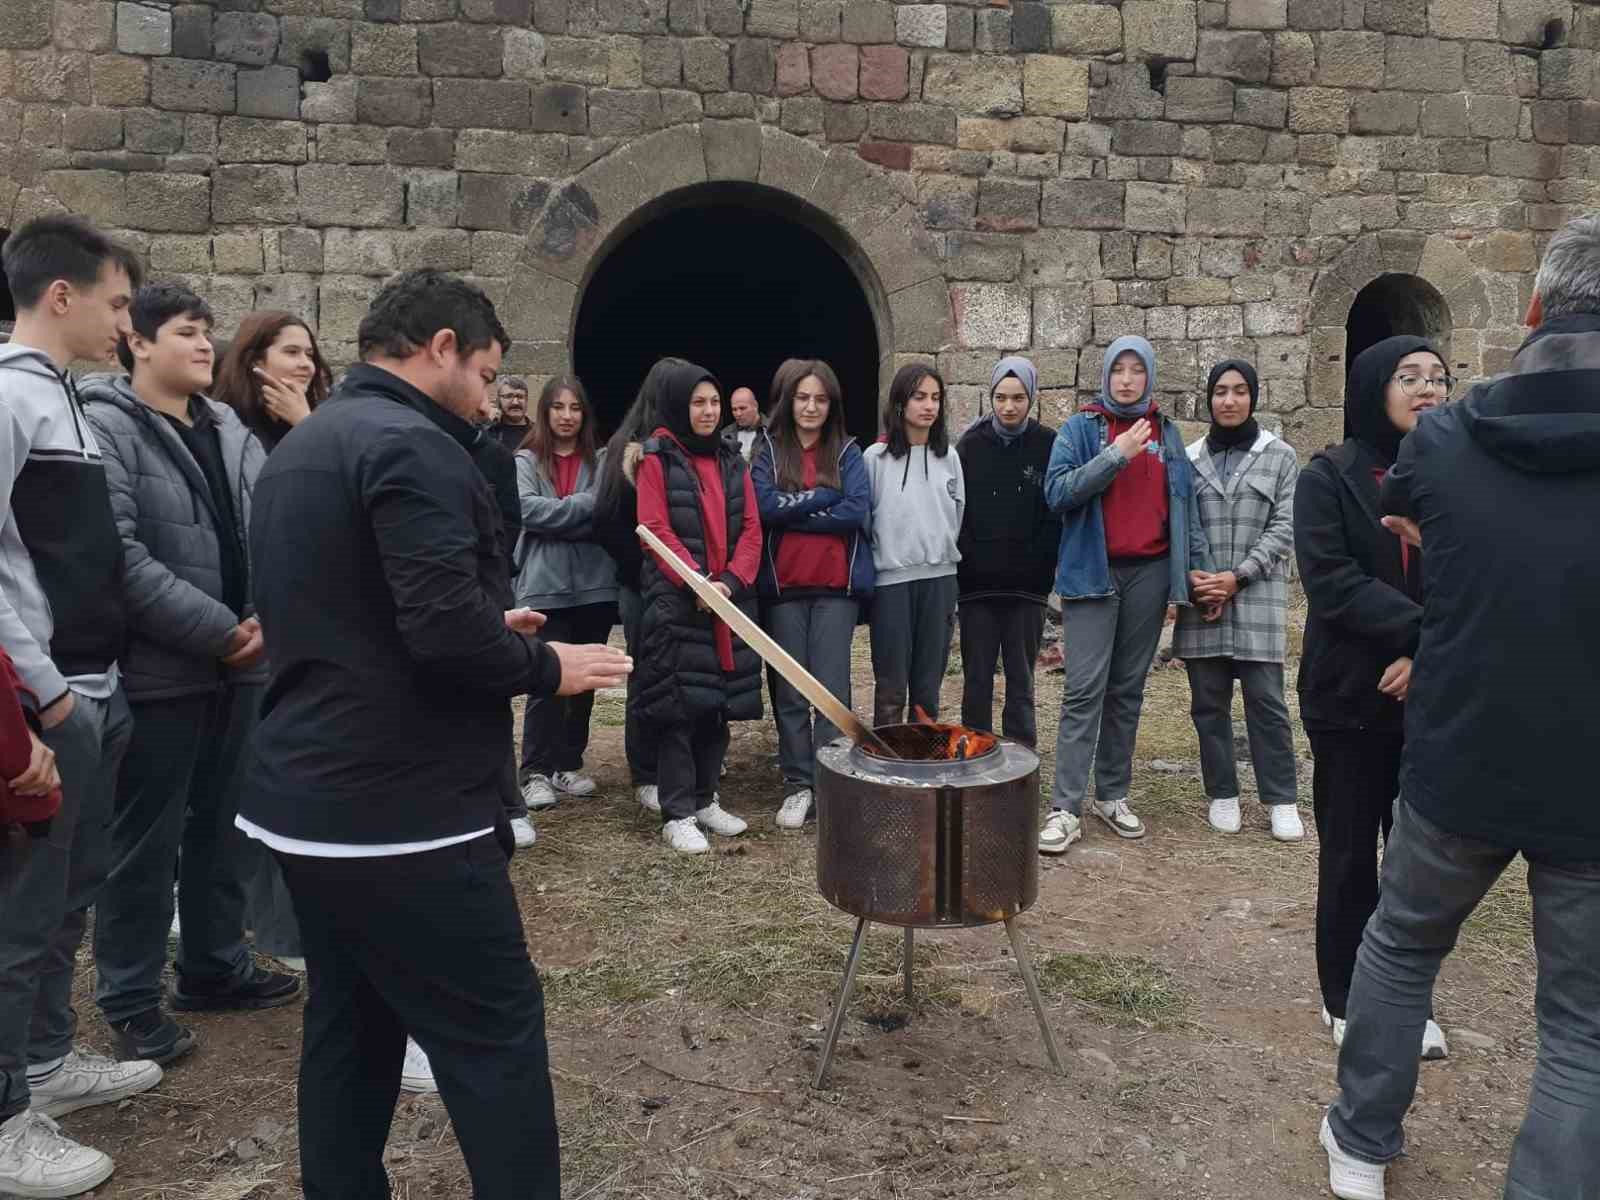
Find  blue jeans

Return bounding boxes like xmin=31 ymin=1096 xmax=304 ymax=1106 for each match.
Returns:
xmin=1330 ymin=797 xmax=1600 ymax=1200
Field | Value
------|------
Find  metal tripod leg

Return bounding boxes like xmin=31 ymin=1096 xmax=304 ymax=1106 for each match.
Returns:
xmin=813 ymin=917 xmax=870 ymax=1089
xmin=903 ymin=927 xmax=914 ymax=1004
xmin=1004 ymin=916 xmax=1064 ymax=1073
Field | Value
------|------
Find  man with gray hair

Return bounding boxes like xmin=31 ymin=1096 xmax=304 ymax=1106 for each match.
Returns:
xmin=1318 ymin=214 xmax=1600 ymax=1200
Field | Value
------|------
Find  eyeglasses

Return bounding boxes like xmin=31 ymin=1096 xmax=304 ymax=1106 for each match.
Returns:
xmin=1391 ymin=372 xmax=1454 ymax=397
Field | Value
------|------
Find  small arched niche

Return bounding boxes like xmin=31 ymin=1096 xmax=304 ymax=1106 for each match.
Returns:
xmin=1345 ymin=273 xmax=1451 ymax=373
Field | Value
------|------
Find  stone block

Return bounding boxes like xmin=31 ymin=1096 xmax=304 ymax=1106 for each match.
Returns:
xmin=152 ymin=57 xmax=236 ymax=113
xmin=277 ymin=17 xmax=351 ymax=75
xmin=1228 ymin=0 xmax=1286 ymax=25
xmin=1009 ymin=2 xmax=1049 ymax=51
xmin=868 ymin=100 xmax=957 ymax=143
xmin=975 ymin=177 xmax=1040 ymax=231
xmin=974 ymin=8 xmax=1011 ymax=52
xmin=1467 ymin=93 xmax=1522 ymax=138
xmin=1186 ymin=304 xmax=1244 ymax=337
xmin=356 ymin=77 xmax=427 ymax=125
xmin=116 ymin=3 xmax=171 ymax=56
xmin=1570 ymin=100 xmax=1600 ymax=144
xmin=1033 ymin=288 xmax=1091 ymax=348
xmin=682 ymin=38 xmax=730 ymax=91
xmin=1197 ymin=31 xmax=1271 ymax=82
xmin=1050 ymin=4 xmax=1123 ymax=53
xmin=1288 ymin=86 xmax=1347 ymax=131
xmin=1489 ymin=138 xmax=1560 ymax=176
xmin=296 ymin=164 xmax=404 ymax=227
xmin=773 ymin=43 xmax=807 ymax=95
xmin=300 ymin=77 xmax=355 ymax=123
xmin=455 ymin=128 xmax=567 ymax=174
xmin=1363 ymin=0 xmax=1426 ymax=32
xmin=851 ymin=45 xmax=905 ymax=102
xmin=1041 ymin=178 xmax=1124 ymax=227
xmin=1166 ymin=76 xmax=1234 ymax=121
xmin=1022 ymin=228 xmax=1101 ymax=284
xmin=824 ymin=101 xmax=869 ymax=140
xmin=213 ymin=13 xmax=278 ymax=66
xmin=811 ymin=43 xmax=859 ymax=100
xmin=1539 ymin=49 xmax=1596 ymax=99
xmin=642 ymin=37 xmax=682 ymax=86
xmin=1267 ymin=31 xmax=1314 ymax=86
xmin=496 ymin=31 xmax=545 ymax=79
xmin=1212 ymin=122 xmax=1268 ymax=158
xmin=1023 ymin=55 xmax=1088 ymax=119
xmin=1124 ymin=1 xmax=1199 ymax=59
xmin=212 ymin=164 xmax=299 ymax=223
xmin=1314 ymin=30 xmax=1385 ymax=87
xmin=1242 ymin=299 xmax=1305 ymax=334
xmin=1287 ymin=0 xmax=1341 ymax=27
xmin=953 ymin=284 xmax=1030 ymax=349
xmin=43 ymin=169 xmax=124 ymax=224
xmin=1234 ymin=86 xmax=1287 ymax=126
xmin=124 ymin=171 xmax=210 ymax=231
xmin=859 ymin=139 xmax=911 ymax=168
xmin=1419 ymin=92 xmax=1467 ymax=135
xmin=608 ymin=37 xmax=644 ymax=87
xmin=238 ymin=65 xmax=303 ymax=119
xmin=701 ymin=117 xmax=759 ymax=179
xmin=923 ymin=53 xmax=1022 ymax=116
xmin=597 ymin=0 xmax=671 ymax=32
xmin=705 ymin=0 xmax=745 ymax=33
xmin=220 ymin=116 xmax=307 ymax=162
xmin=801 ymin=0 xmax=842 ymax=40
xmin=731 ymin=38 xmax=775 ymax=93
xmin=525 ymin=84 xmax=583 ymax=134
xmin=0 ymin=0 xmax=52 ymax=49
xmin=275 ymin=228 xmax=322 ymax=273
xmin=916 ymin=172 xmax=977 ymax=227
xmin=150 ymin=234 xmax=212 ymax=272
xmin=433 ymin=79 xmax=530 ymax=129
xmin=64 ymin=106 xmax=123 ymax=150
xmin=417 ymin=23 xmax=500 ymax=77
xmin=1351 ymin=90 xmax=1419 ymax=132
xmin=125 ymin=108 xmax=185 ymax=152
xmin=586 ymin=87 xmax=662 ymax=135
xmin=393 ymin=228 xmax=471 ymax=271
xmin=944 ymin=231 xmax=1023 ymax=281
xmin=896 ymin=4 xmax=947 ymax=47
xmin=461 ymin=0 xmax=535 ymax=18
xmin=1125 ymin=181 xmax=1185 ymax=232
xmin=1428 ymin=0 xmax=1499 ymax=37
xmin=778 ymin=96 xmax=822 ymax=132
xmin=12 ymin=49 xmax=92 ymax=104
xmin=403 ymin=169 xmax=460 ymax=227
xmin=841 ymin=0 xmax=895 ymax=43
xmin=317 ymin=122 xmax=387 ymax=162
xmin=212 ymin=231 xmax=265 ymax=274
xmin=1187 ymin=186 xmax=1264 ymax=232
xmin=1384 ymin=36 xmax=1465 ymax=92
xmin=54 ymin=3 xmax=117 ymax=53
xmin=1501 ymin=0 xmax=1573 ymax=45
xmin=547 ymin=36 xmax=610 ymax=83
xmin=1112 ymin=119 xmax=1183 ymax=154
xmin=351 ymin=22 xmax=415 ymax=74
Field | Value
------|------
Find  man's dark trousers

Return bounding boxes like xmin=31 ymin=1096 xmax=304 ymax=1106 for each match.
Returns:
xmin=275 ymin=835 xmax=559 ymax=1200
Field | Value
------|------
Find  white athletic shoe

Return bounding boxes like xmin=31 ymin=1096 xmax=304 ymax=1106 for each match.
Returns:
xmin=29 ymin=1050 xmax=161 ymax=1119
xmin=1421 ymin=1019 xmax=1449 ymax=1060
xmin=1093 ymin=797 xmax=1146 ymax=839
xmin=662 ymin=817 xmax=709 ymax=854
xmin=775 ymin=789 xmax=813 ymax=830
xmin=1037 ymin=810 xmax=1082 ymax=855
xmin=1271 ymin=803 xmax=1306 ymax=841
xmin=276 ymin=957 xmax=307 ymax=973
xmin=521 ymin=774 xmax=557 ymax=810
xmin=1320 ymin=1114 xmax=1385 ymax=1200
xmin=401 ymin=1038 xmax=437 ymax=1095
xmin=1322 ymin=1006 xmax=1347 ymax=1048
xmin=636 ymin=784 xmax=660 ymax=813
xmin=1208 ymin=796 xmax=1242 ymax=833
xmin=551 ymin=770 xmax=596 ymax=797
xmin=696 ymin=801 xmax=748 ymax=837
xmin=510 ymin=816 xmax=536 ymax=849
xmin=0 ymin=1109 xmax=115 ymax=1199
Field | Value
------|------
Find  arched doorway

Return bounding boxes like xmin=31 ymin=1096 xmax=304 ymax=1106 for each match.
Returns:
xmin=572 ymin=183 xmax=882 ymax=443
xmin=1345 ymin=273 xmax=1450 ymax=372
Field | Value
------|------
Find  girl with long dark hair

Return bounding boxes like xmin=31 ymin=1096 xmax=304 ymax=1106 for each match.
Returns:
xmin=750 ymin=359 xmax=873 ymax=829
xmin=513 ymin=376 xmax=617 ymax=809
xmin=862 ymin=364 xmax=964 ymax=726
xmin=210 ymin=311 xmax=332 ymax=451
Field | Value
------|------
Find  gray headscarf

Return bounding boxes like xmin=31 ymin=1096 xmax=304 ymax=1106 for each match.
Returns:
xmin=1098 ymin=335 xmax=1157 ymax=419
xmin=988 ymin=355 xmax=1037 ymax=446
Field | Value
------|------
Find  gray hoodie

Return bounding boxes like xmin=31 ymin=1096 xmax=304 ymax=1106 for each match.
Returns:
xmin=861 ymin=441 xmax=965 ymax=586
xmin=0 ymin=343 xmax=127 ymax=709
xmin=512 ymin=447 xmax=619 ymax=611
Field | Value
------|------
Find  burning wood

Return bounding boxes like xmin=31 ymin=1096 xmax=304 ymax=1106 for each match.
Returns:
xmin=856 ymin=707 xmax=1000 ymax=762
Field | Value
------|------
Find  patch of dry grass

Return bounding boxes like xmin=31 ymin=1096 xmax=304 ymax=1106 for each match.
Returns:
xmin=1033 ymin=951 xmax=1187 ymax=1028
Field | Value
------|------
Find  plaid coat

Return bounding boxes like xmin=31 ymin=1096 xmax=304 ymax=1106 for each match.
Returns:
xmin=1173 ymin=430 xmax=1298 ymax=663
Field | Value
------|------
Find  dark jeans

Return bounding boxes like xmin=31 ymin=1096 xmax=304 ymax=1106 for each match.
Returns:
xmin=0 ymin=689 xmax=132 ymax=1119
xmin=869 ymin=575 xmax=958 ymax=726
xmin=243 ymin=837 xmax=302 ymax=959
xmin=959 ymin=597 xmax=1046 ymax=746
xmin=275 ymin=835 xmax=559 ymax=1200
xmin=618 ymin=587 xmax=656 ymax=787
xmin=1184 ymin=657 xmax=1299 ymax=806
xmin=657 ymin=714 xmax=729 ymax=822
xmin=766 ymin=596 xmax=858 ymax=789
xmin=519 ymin=602 xmax=614 ymax=781
xmin=1330 ymin=798 xmax=1600 ymax=1200
xmin=1310 ymin=727 xmax=1401 ymax=1019
xmin=94 ymin=686 xmax=258 ymax=1023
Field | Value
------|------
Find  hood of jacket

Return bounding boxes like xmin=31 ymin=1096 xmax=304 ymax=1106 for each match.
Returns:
xmin=1455 ymin=313 xmax=1600 ymax=475
xmin=0 ymin=342 xmax=69 ymax=380
xmin=1343 ymin=335 xmax=1441 ymax=466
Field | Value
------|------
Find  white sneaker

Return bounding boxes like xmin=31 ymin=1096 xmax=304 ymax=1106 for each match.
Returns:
xmin=1208 ymin=795 xmax=1242 ymax=833
xmin=775 ymin=789 xmax=813 ymax=830
xmin=551 ymin=770 xmax=596 ymax=797
xmin=1271 ymin=803 xmax=1306 ymax=841
xmin=696 ymin=800 xmax=747 ymax=837
xmin=636 ymin=784 xmax=660 ymax=813
xmin=1421 ymin=1019 xmax=1449 ymax=1060
xmin=1037 ymin=810 xmax=1082 ymax=855
xmin=400 ymin=1038 xmax=437 ymax=1095
xmin=1320 ymin=1114 xmax=1385 ymax=1200
xmin=662 ymin=817 xmax=709 ymax=854
xmin=510 ymin=816 xmax=536 ymax=849
xmin=29 ymin=1049 xmax=162 ymax=1119
xmin=0 ymin=1109 xmax=115 ymax=1198
xmin=521 ymin=774 xmax=557 ymax=810
xmin=1322 ymin=1006 xmax=1347 ymax=1048
xmin=1093 ymin=797 xmax=1146 ymax=839
xmin=276 ymin=956 xmax=307 ymax=973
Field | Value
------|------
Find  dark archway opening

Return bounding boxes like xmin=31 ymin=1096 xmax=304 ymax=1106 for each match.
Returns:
xmin=573 ymin=185 xmax=882 ymax=444
xmin=1345 ymin=273 xmax=1450 ymax=373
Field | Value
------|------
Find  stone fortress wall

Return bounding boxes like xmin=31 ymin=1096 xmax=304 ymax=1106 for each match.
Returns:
xmin=1 ymin=0 xmax=1594 ymax=446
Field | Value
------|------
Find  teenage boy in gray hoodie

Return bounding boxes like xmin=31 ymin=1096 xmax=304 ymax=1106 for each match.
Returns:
xmin=0 ymin=215 xmax=162 ymax=1200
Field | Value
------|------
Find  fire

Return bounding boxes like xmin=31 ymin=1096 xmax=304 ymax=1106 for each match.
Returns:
xmin=910 ymin=706 xmax=998 ymax=762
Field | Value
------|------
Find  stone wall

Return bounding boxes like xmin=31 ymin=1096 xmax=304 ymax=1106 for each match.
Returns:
xmin=1 ymin=0 xmax=1591 ymax=447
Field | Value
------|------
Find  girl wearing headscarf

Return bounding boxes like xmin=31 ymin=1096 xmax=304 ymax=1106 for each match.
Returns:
xmin=634 ymin=360 xmax=764 ymax=854
xmin=1294 ymin=334 xmax=1452 ymax=1058
xmin=863 ymin=364 xmax=965 ymax=726
xmin=955 ymin=356 xmax=1061 ymax=746
xmin=1174 ymin=360 xmax=1303 ymax=841
xmin=1037 ymin=336 xmax=1214 ymax=853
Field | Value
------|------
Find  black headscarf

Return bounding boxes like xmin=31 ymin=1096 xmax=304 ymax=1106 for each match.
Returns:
xmin=1204 ymin=359 xmax=1260 ymax=452
xmin=1344 ymin=336 xmax=1442 ymax=466
xmin=651 ymin=358 xmax=723 ymax=456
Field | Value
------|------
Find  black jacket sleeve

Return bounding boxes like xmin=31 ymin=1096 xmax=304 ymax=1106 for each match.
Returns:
xmin=1378 ymin=432 xmax=1418 ymax=520
xmin=364 ymin=429 xmax=562 ymax=698
xmin=1294 ymin=460 xmax=1422 ymax=657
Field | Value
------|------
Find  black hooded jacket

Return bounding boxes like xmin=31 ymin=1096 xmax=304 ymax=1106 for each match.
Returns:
xmin=1293 ymin=337 xmax=1438 ymax=733
xmin=955 ymin=416 xmax=1061 ymax=601
xmin=1380 ymin=314 xmax=1600 ymax=859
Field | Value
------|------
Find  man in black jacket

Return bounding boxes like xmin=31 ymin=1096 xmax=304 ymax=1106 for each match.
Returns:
xmin=235 ymin=270 xmax=630 ymax=1200
xmin=1319 ymin=216 xmax=1600 ymax=1200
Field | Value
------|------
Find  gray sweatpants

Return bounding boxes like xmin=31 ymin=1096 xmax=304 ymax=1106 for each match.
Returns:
xmin=0 ymin=689 xmax=133 ymax=1118
xmin=869 ymin=575 xmax=958 ymax=726
xmin=1330 ymin=798 xmax=1600 ymax=1200
xmin=1184 ymin=656 xmax=1299 ymax=807
xmin=1051 ymin=558 xmax=1169 ymax=816
xmin=767 ymin=596 xmax=858 ymax=789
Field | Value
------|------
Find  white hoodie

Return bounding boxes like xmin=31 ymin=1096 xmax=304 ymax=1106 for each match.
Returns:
xmin=862 ymin=441 xmax=964 ymax=586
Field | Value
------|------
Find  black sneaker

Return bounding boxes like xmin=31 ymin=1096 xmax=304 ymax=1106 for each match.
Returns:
xmin=171 ymin=965 xmax=303 ymax=1012
xmin=109 ymin=1008 xmax=197 ymax=1065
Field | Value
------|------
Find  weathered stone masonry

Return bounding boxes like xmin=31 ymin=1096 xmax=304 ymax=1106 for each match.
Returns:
xmin=1 ymin=0 xmax=1594 ymax=449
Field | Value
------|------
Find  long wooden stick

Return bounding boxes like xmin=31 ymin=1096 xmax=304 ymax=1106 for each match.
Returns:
xmin=635 ymin=523 xmax=895 ymax=758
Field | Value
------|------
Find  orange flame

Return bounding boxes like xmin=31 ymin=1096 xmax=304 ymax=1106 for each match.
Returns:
xmin=910 ymin=706 xmax=998 ymax=761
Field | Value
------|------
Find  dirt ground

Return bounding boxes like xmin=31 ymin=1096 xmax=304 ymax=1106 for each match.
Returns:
xmin=57 ymin=618 xmax=1538 ymax=1200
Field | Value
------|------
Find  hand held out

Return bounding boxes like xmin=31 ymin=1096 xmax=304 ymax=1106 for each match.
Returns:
xmin=1112 ymin=418 xmax=1154 ymax=460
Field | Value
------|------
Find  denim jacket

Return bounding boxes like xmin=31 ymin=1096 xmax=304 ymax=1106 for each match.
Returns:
xmin=1043 ymin=410 xmax=1214 ymax=602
